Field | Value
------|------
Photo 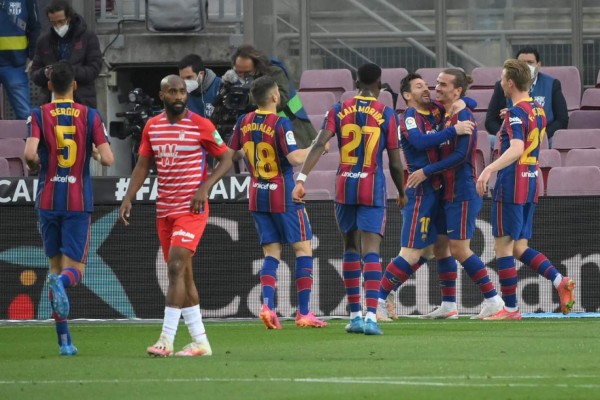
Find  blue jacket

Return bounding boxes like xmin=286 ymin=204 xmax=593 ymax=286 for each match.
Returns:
xmin=186 ymin=68 xmax=221 ymax=118
xmin=0 ymin=0 xmax=40 ymax=67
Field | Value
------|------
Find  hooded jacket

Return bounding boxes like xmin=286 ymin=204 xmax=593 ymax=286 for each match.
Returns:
xmin=30 ymin=13 xmax=102 ymax=108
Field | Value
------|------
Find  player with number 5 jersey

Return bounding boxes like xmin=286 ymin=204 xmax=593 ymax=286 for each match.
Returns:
xmin=229 ymin=76 xmax=327 ymax=329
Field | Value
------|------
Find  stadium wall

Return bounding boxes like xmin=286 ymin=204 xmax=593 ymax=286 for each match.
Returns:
xmin=1 ymin=176 xmax=598 ymax=320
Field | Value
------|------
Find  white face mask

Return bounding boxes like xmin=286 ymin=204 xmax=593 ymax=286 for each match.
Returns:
xmin=54 ymin=24 xmax=69 ymax=38
xmin=185 ymin=79 xmax=199 ymax=93
xmin=527 ymin=63 xmax=537 ymax=80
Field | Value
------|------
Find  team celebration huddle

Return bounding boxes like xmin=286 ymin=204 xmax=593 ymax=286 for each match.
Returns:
xmin=33 ymin=57 xmax=576 ymax=358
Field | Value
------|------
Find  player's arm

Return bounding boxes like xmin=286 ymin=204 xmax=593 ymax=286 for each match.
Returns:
xmin=403 ymin=112 xmax=472 ymax=150
xmin=292 ymin=128 xmax=334 ymax=202
xmin=286 ymin=148 xmax=309 ymax=166
xmin=94 ymin=143 xmax=114 ymax=166
xmin=485 ymin=82 xmax=505 ymax=135
xmin=388 ymin=148 xmax=407 ymax=208
xmin=191 ymin=147 xmax=235 ymax=213
xmin=119 ymin=155 xmax=152 ymax=226
xmin=23 ymin=137 xmax=40 ymax=172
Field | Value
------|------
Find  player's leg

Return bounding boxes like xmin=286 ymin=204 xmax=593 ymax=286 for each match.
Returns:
xmin=336 ymin=204 xmax=365 ymax=333
xmin=420 ymin=235 xmax=459 ymax=319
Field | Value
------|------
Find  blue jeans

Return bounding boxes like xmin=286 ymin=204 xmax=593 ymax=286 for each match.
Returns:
xmin=0 ymin=65 xmax=31 ymax=120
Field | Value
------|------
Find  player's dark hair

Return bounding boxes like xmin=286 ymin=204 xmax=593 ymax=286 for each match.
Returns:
xmin=250 ymin=75 xmax=277 ymax=107
xmin=232 ymin=44 xmax=271 ymax=77
xmin=357 ymin=63 xmax=382 ymax=86
xmin=442 ymin=68 xmax=473 ymax=97
xmin=516 ymin=47 xmax=540 ymax=63
xmin=503 ymin=59 xmax=530 ymax=92
xmin=178 ymin=54 xmax=205 ymax=75
xmin=399 ymin=73 xmax=423 ymax=104
xmin=50 ymin=61 xmax=74 ymax=94
xmin=46 ymin=0 xmax=74 ymax=19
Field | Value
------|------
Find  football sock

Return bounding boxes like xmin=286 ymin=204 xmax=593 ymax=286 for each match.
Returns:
xmin=58 ymin=267 xmax=82 ymax=288
xmin=497 ymin=256 xmax=518 ymax=310
xmin=53 ymin=312 xmax=71 ymax=346
xmin=380 ymin=255 xmax=414 ymax=300
xmin=161 ymin=306 xmax=182 ymax=344
xmin=295 ymin=256 xmax=313 ymax=315
xmin=462 ymin=254 xmax=497 ymax=299
xmin=260 ymin=256 xmax=279 ymax=310
xmin=342 ymin=252 xmax=362 ymax=313
xmin=362 ymin=252 xmax=382 ymax=315
xmin=519 ymin=248 xmax=561 ymax=283
xmin=437 ymin=257 xmax=458 ymax=303
xmin=181 ymin=305 xmax=207 ymax=343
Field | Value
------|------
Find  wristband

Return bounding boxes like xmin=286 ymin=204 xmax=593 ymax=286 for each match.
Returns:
xmin=296 ymin=172 xmax=308 ymax=182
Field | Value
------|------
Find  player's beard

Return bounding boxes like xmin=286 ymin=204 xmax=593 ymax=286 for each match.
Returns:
xmin=165 ymin=100 xmax=186 ymax=116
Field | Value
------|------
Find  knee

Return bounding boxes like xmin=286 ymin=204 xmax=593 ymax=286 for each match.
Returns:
xmin=448 ymin=242 xmax=470 ymax=262
xmin=167 ymin=258 xmax=185 ymax=279
xmin=513 ymin=244 xmax=527 ymax=259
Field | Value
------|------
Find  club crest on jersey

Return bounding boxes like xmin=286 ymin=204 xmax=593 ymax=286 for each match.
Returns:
xmin=179 ymin=130 xmax=186 ymax=141
xmin=285 ymin=130 xmax=296 ymax=145
xmin=405 ymin=117 xmax=417 ymax=130
xmin=157 ymin=144 xmax=178 ymax=167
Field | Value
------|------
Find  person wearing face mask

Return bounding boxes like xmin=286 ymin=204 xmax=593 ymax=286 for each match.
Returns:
xmin=485 ymin=47 xmax=568 ymax=147
xmin=178 ymin=54 xmax=221 ymax=118
xmin=0 ymin=0 xmax=40 ymax=120
xmin=30 ymin=0 xmax=102 ymax=108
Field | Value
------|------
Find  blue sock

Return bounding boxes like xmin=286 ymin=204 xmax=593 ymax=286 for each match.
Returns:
xmin=462 ymin=254 xmax=497 ymax=299
xmin=295 ymin=256 xmax=313 ymax=315
xmin=519 ymin=248 xmax=559 ymax=282
xmin=54 ymin=315 xmax=71 ymax=346
xmin=362 ymin=253 xmax=382 ymax=314
xmin=343 ymin=252 xmax=362 ymax=313
xmin=437 ymin=257 xmax=458 ymax=303
xmin=260 ymin=256 xmax=279 ymax=309
xmin=497 ymin=256 xmax=518 ymax=308
xmin=59 ymin=267 xmax=82 ymax=288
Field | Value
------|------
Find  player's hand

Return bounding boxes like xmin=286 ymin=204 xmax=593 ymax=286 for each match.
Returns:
xmin=91 ymin=144 xmax=101 ymax=162
xmin=476 ymin=168 xmax=492 ymax=196
xmin=191 ymin=186 xmax=209 ymax=214
xmin=499 ymin=108 xmax=508 ymax=119
xmin=406 ymin=169 xmax=427 ymax=188
xmin=454 ymin=120 xmax=474 ymax=135
xmin=396 ymin=193 xmax=408 ymax=208
xmin=449 ymin=99 xmax=466 ymax=115
xmin=292 ymin=182 xmax=306 ymax=203
xmin=119 ymin=200 xmax=132 ymax=226
xmin=323 ymin=141 xmax=330 ymax=155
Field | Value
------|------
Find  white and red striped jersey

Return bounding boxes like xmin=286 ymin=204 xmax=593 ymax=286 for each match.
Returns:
xmin=138 ymin=110 xmax=227 ymax=218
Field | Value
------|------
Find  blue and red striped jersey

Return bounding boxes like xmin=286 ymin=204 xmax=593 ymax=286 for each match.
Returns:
xmin=494 ymin=98 xmax=546 ymax=204
xmin=324 ymin=95 xmax=399 ymax=206
xmin=30 ymin=100 xmax=109 ymax=212
xmin=229 ymin=111 xmax=298 ymax=213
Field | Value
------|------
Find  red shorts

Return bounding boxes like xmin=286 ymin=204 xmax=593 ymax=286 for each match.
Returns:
xmin=156 ymin=207 xmax=209 ymax=262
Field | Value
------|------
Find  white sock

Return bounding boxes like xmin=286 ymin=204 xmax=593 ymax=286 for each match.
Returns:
xmin=553 ymin=274 xmax=564 ymax=288
xmin=442 ymin=301 xmax=457 ymax=310
xmin=161 ymin=306 xmax=182 ymax=344
xmin=505 ymin=306 xmax=518 ymax=312
xmin=484 ymin=295 xmax=503 ymax=304
xmin=365 ymin=311 xmax=377 ymax=322
xmin=181 ymin=305 xmax=207 ymax=343
xmin=350 ymin=311 xmax=362 ymax=319
xmin=378 ymin=298 xmax=386 ymax=306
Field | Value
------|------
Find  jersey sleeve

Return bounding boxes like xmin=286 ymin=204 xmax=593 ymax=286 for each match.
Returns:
xmin=91 ymin=111 xmax=109 ymax=147
xmin=324 ymin=105 xmax=338 ymax=135
xmin=228 ymin=115 xmax=245 ymax=151
xmin=401 ymin=108 xmax=456 ymax=150
xmin=29 ymin=109 xmax=41 ymax=139
xmin=505 ymin=107 xmax=526 ymax=141
xmin=197 ymin=117 xmax=228 ymax=157
xmin=137 ymin=118 xmax=154 ymax=158
xmin=384 ymin=108 xmax=400 ymax=150
xmin=277 ymin=117 xmax=298 ymax=156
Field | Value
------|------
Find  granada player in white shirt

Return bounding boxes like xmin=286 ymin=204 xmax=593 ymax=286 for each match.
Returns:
xmin=119 ymin=75 xmax=234 ymax=357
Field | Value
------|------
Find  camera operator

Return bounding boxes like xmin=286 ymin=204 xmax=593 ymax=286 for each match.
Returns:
xmin=211 ymin=44 xmax=317 ymax=149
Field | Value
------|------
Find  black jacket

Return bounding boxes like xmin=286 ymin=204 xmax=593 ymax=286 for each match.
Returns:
xmin=30 ymin=14 xmax=102 ymax=108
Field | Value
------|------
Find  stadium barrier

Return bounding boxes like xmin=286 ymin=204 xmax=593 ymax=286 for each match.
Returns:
xmin=1 ymin=176 xmax=598 ymax=320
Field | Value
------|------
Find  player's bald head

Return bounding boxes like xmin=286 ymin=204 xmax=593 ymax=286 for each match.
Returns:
xmin=160 ymin=74 xmax=185 ymax=90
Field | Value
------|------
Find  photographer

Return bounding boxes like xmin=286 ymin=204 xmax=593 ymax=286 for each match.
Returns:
xmin=211 ymin=44 xmax=317 ymax=148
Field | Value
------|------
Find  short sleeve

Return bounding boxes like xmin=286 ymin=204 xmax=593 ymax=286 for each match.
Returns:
xmin=91 ymin=111 xmax=109 ymax=147
xmin=197 ymin=116 xmax=228 ymax=157
xmin=137 ymin=119 xmax=154 ymax=158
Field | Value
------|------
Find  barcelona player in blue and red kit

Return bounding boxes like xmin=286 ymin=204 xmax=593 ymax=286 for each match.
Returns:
xmin=376 ymin=73 xmax=476 ymax=321
xmin=293 ymin=63 xmax=406 ymax=335
xmin=229 ymin=76 xmax=327 ymax=329
xmin=477 ymin=59 xmax=576 ymax=320
xmin=24 ymin=61 xmax=114 ymax=356
xmin=407 ymin=69 xmax=504 ymax=320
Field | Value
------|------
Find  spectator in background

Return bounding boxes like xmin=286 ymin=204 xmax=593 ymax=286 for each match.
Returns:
xmin=212 ymin=44 xmax=317 ymax=148
xmin=178 ymin=54 xmax=221 ymax=118
xmin=485 ymin=47 xmax=568 ymax=146
xmin=0 ymin=0 xmax=40 ymax=120
xmin=31 ymin=0 xmax=102 ymax=108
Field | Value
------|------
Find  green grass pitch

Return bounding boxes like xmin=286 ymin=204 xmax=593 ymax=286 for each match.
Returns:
xmin=1 ymin=318 xmax=599 ymax=400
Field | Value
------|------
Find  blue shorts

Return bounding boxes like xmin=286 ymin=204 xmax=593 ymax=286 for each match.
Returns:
xmin=439 ymin=197 xmax=483 ymax=240
xmin=37 ymin=210 xmax=91 ymax=263
xmin=335 ymin=203 xmax=386 ymax=235
xmin=400 ymin=191 xmax=439 ymax=249
xmin=252 ymin=205 xmax=312 ymax=245
xmin=492 ymin=201 xmax=535 ymax=240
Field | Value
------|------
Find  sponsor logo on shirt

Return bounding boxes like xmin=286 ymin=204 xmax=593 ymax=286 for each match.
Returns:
xmin=341 ymin=171 xmax=368 ymax=179
xmin=285 ymin=130 xmax=296 ymax=145
xmin=50 ymin=175 xmax=77 ymax=184
xmin=157 ymin=144 xmax=178 ymax=167
xmin=405 ymin=117 xmax=417 ymax=130
xmin=521 ymin=170 xmax=539 ymax=178
xmin=252 ymin=182 xmax=278 ymax=190
xmin=173 ymin=229 xmax=195 ymax=240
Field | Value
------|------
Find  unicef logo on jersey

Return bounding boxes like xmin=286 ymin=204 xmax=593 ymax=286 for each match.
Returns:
xmin=50 ymin=175 xmax=77 ymax=184
xmin=341 ymin=171 xmax=368 ymax=179
xmin=252 ymin=182 xmax=278 ymax=190
xmin=8 ymin=2 xmax=22 ymax=15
